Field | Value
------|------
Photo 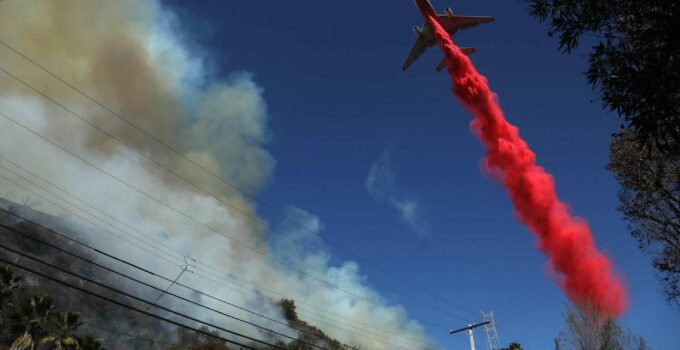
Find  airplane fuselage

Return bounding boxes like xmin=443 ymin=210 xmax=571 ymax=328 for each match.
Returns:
xmin=417 ymin=25 xmax=454 ymax=48
xmin=414 ymin=0 xmax=436 ymax=18
xmin=402 ymin=0 xmax=494 ymax=72
xmin=413 ymin=0 xmax=456 ymax=47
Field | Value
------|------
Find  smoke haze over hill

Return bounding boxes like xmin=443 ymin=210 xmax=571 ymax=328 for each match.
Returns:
xmin=0 ymin=1 xmax=433 ymax=348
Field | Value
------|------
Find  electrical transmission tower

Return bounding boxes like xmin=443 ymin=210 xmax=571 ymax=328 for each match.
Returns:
xmin=481 ymin=311 xmax=500 ymax=350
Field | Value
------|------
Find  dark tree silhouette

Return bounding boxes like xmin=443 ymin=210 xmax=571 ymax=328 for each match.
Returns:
xmin=528 ymin=0 xmax=680 ymax=155
xmin=554 ymin=304 xmax=651 ymax=350
xmin=608 ymin=131 xmax=680 ymax=305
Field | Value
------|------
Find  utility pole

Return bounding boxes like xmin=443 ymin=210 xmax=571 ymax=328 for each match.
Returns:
xmin=450 ymin=320 xmax=490 ymax=350
xmin=109 ymin=256 xmax=194 ymax=345
xmin=149 ymin=256 xmax=195 ymax=306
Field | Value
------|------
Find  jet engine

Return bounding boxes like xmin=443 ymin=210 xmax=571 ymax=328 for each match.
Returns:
xmin=445 ymin=7 xmax=454 ymax=18
xmin=412 ymin=26 xmax=422 ymax=36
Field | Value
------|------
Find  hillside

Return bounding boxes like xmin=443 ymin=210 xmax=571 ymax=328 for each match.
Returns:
xmin=0 ymin=198 xmax=354 ymax=350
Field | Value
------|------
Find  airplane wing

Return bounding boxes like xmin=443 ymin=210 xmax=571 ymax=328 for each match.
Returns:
xmin=402 ymin=36 xmax=427 ymax=72
xmin=437 ymin=15 xmax=495 ymax=32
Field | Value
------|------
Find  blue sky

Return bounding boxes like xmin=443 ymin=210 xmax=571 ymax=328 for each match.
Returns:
xmin=164 ymin=1 xmax=680 ymax=348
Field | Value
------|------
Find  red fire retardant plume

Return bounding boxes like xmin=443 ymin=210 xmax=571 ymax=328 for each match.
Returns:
xmin=426 ymin=16 xmax=628 ymax=317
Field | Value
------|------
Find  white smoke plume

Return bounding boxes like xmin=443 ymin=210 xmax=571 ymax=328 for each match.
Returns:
xmin=0 ymin=1 xmax=434 ymax=349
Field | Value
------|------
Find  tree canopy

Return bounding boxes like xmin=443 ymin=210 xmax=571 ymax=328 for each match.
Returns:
xmin=501 ymin=342 xmax=524 ymax=350
xmin=529 ymin=0 xmax=680 ymax=309
xmin=528 ymin=0 xmax=680 ymax=154
xmin=608 ymin=132 xmax=680 ymax=305
xmin=554 ymin=304 xmax=651 ymax=350
xmin=0 ymin=266 xmax=105 ymax=350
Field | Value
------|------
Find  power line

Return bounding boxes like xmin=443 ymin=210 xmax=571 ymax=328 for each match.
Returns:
xmin=0 ymin=164 xmax=183 ymax=267
xmin=493 ymin=229 xmax=628 ymax=323
xmin=189 ymin=268 xmax=427 ymax=350
xmin=0 ymin=224 xmax=331 ymax=350
xmin=0 ymin=108 xmax=467 ymax=331
xmin=0 ymin=59 xmax=376 ymax=302
xmin=189 ymin=273 xmax=428 ymax=349
xmin=495 ymin=291 xmax=559 ymax=328
xmin=0 ymin=38 xmax=478 ymax=320
xmin=85 ymin=324 xmax=175 ymax=347
xmin=0 ymin=201 xmax=416 ymax=349
xmin=0 ymin=159 xmax=434 ymax=348
xmin=0 ymin=232 xmax=421 ymax=350
xmin=0 ymin=154 xmax=352 ymax=335
xmin=0 ymin=172 xmax=422 ymax=350
xmin=493 ymin=279 xmax=550 ymax=317
xmin=96 ymin=258 xmax=190 ymax=346
xmin=0 ymin=108 xmax=375 ymax=307
xmin=495 ymin=285 xmax=553 ymax=321
xmin=0 ymin=208 xmax=300 ymax=336
xmin=0 ymin=242 xmax=287 ymax=350
xmin=0 ymin=255 xmax=258 ymax=350
xmin=188 ymin=268 xmax=428 ymax=350
xmin=0 ymin=154 xmax=187 ymax=260
xmin=0 ymin=208 xmax=419 ymax=349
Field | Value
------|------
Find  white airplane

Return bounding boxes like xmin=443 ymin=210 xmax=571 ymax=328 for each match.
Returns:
xmin=403 ymin=0 xmax=495 ymax=72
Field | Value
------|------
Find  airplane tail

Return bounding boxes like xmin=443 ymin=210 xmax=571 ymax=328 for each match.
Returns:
xmin=436 ymin=47 xmax=476 ymax=71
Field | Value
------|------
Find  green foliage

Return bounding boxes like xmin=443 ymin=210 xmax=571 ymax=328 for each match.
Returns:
xmin=277 ymin=299 xmax=344 ymax=348
xmin=0 ymin=265 xmax=106 ymax=350
xmin=8 ymin=294 xmax=56 ymax=345
xmin=1 ymin=264 xmax=361 ymax=350
xmin=0 ymin=264 xmax=21 ymax=330
xmin=77 ymin=336 xmax=105 ymax=350
xmin=54 ymin=312 xmax=84 ymax=336
xmin=165 ymin=326 xmax=232 ymax=350
xmin=280 ymin=298 xmax=298 ymax=322
xmin=555 ymin=303 xmax=651 ymax=350
xmin=607 ymin=131 xmax=680 ymax=305
xmin=167 ymin=299 xmax=358 ymax=350
xmin=261 ymin=339 xmax=349 ymax=350
xmin=528 ymin=0 xmax=680 ymax=154
xmin=40 ymin=311 xmax=85 ymax=350
xmin=0 ymin=264 xmax=21 ymax=302
xmin=529 ymin=0 xmax=680 ymax=306
xmin=502 ymin=342 xmax=524 ymax=350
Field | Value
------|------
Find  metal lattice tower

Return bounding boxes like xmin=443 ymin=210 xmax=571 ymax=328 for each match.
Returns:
xmin=481 ymin=311 xmax=501 ymax=350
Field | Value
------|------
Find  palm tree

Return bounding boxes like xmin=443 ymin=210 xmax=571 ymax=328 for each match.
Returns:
xmin=77 ymin=336 xmax=105 ymax=350
xmin=0 ymin=265 xmax=21 ymax=335
xmin=9 ymin=295 xmax=55 ymax=350
xmin=0 ymin=267 xmax=106 ymax=350
xmin=40 ymin=311 xmax=84 ymax=350
xmin=501 ymin=342 xmax=523 ymax=350
xmin=0 ymin=265 xmax=21 ymax=301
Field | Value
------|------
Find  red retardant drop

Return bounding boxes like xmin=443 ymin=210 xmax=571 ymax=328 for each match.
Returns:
xmin=426 ymin=15 xmax=628 ymax=317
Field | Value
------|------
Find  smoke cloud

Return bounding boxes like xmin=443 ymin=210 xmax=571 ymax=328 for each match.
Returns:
xmin=426 ymin=16 xmax=628 ymax=317
xmin=0 ymin=1 xmax=434 ymax=349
